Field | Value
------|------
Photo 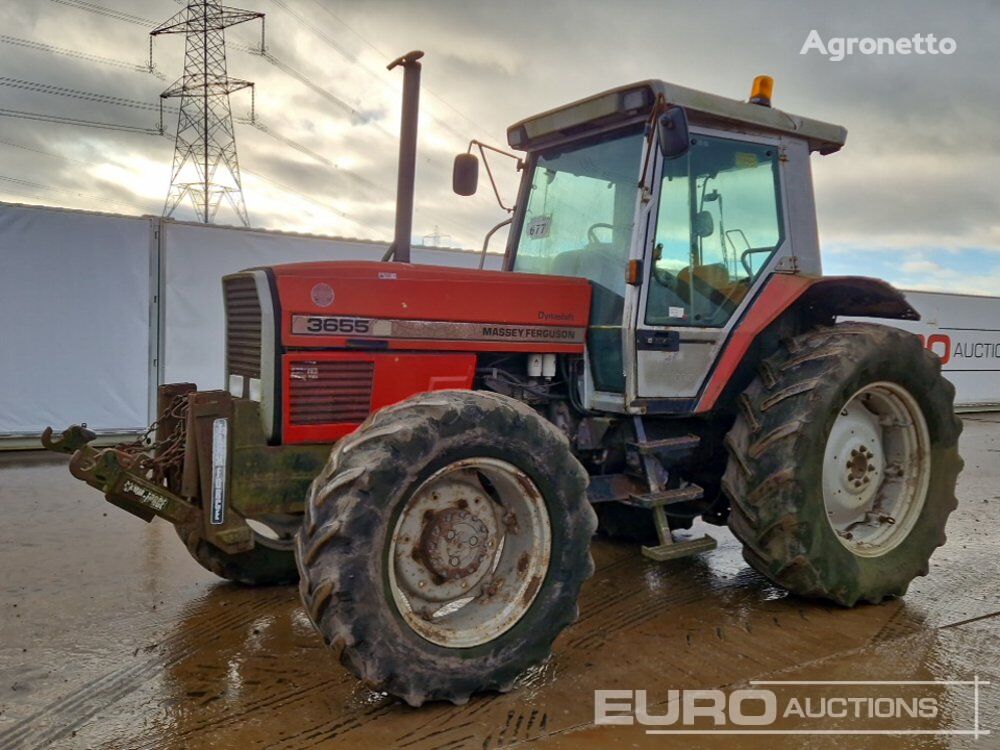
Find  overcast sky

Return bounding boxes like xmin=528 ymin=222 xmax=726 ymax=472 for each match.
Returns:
xmin=1 ymin=0 xmax=998 ymax=293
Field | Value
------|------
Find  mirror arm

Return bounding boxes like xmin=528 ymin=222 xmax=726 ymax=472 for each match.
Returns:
xmin=467 ymin=139 xmax=521 ymax=213
xmin=479 ymin=217 xmax=513 ymax=270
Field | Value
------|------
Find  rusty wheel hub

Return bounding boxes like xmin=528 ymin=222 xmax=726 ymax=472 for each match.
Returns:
xmin=387 ymin=457 xmax=552 ymax=648
xmin=420 ymin=508 xmax=491 ymax=582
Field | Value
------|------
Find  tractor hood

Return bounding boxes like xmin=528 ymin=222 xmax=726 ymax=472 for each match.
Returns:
xmin=260 ymin=261 xmax=592 ymax=353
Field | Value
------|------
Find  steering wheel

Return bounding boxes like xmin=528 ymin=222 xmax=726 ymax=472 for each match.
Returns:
xmin=740 ymin=247 xmax=774 ymax=277
xmin=587 ymin=222 xmax=615 ymax=245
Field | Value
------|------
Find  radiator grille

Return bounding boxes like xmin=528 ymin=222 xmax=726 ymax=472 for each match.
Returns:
xmin=289 ymin=361 xmax=375 ymax=425
xmin=224 ymin=276 xmax=262 ymax=379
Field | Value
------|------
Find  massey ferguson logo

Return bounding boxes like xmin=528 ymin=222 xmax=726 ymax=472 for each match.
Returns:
xmin=291 ymin=315 xmax=585 ymax=344
xmin=481 ymin=325 xmax=578 ymax=341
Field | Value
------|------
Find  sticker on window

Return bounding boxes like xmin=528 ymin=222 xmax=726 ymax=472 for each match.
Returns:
xmin=735 ymin=152 xmax=759 ymax=168
xmin=668 ymin=306 xmax=687 ymax=319
xmin=526 ymin=216 xmax=552 ymax=239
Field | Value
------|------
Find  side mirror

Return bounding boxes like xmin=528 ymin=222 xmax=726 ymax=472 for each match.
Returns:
xmin=657 ymin=106 xmax=690 ymax=159
xmin=452 ymin=153 xmax=479 ymax=196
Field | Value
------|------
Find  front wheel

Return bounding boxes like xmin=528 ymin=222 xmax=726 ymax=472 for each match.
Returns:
xmin=722 ymin=323 xmax=963 ymax=606
xmin=176 ymin=516 xmax=299 ymax=586
xmin=296 ymin=390 xmax=596 ymax=706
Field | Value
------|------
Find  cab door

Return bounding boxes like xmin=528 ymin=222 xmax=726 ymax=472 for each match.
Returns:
xmin=629 ymin=129 xmax=793 ymax=409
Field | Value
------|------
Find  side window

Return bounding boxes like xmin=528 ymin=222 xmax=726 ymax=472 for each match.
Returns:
xmin=645 ymin=136 xmax=783 ymax=328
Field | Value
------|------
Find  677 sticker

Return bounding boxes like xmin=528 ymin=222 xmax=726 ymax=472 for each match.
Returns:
xmin=526 ymin=216 xmax=551 ymax=239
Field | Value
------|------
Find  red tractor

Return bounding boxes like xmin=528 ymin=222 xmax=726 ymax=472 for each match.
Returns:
xmin=45 ymin=56 xmax=962 ymax=706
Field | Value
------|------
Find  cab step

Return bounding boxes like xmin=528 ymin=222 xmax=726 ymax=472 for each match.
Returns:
xmin=628 ymin=434 xmax=700 ymax=455
xmin=641 ymin=535 xmax=718 ymax=562
xmin=625 ymin=483 xmax=704 ymax=509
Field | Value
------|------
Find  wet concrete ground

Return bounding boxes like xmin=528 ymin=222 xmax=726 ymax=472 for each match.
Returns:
xmin=0 ymin=414 xmax=997 ymax=750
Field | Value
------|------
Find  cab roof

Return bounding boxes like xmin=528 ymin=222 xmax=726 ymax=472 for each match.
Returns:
xmin=507 ymin=79 xmax=847 ymax=155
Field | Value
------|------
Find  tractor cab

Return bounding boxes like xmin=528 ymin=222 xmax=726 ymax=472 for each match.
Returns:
xmin=466 ymin=78 xmax=846 ymax=415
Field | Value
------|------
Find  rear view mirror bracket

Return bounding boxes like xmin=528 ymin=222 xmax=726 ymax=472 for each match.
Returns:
xmin=452 ymin=140 xmax=522 ymax=213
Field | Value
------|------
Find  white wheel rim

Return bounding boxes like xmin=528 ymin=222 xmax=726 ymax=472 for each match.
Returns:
xmin=387 ymin=457 xmax=552 ymax=648
xmin=822 ymin=381 xmax=931 ymax=557
xmin=245 ymin=515 xmax=299 ymax=551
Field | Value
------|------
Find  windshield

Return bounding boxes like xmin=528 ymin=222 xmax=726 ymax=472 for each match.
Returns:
xmin=511 ymin=125 xmax=645 ymax=325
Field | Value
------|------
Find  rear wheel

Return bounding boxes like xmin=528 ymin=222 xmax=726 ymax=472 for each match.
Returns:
xmin=296 ymin=390 xmax=596 ymax=706
xmin=722 ymin=323 xmax=962 ymax=606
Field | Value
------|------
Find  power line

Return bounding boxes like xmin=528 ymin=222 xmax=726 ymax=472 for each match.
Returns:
xmin=0 ymin=77 xmax=176 ymax=114
xmin=0 ymin=173 xmax=149 ymax=212
xmin=0 ymin=137 xmax=91 ymax=166
xmin=233 ymin=42 xmax=378 ymax=127
xmin=269 ymin=0 xmax=358 ymax=64
xmin=0 ymin=34 xmax=164 ymax=79
xmin=295 ymin=0 xmax=492 ymax=135
xmin=268 ymin=0 xmax=474 ymax=146
xmin=0 ymin=107 xmax=160 ymax=134
xmin=238 ymin=116 xmax=334 ymax=167
xmin=49 ymin=0 xmax=154 ymax=26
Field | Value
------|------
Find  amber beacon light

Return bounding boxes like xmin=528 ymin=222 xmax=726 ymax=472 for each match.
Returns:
xmin=749 ymin=75 xmax=774 ymax=107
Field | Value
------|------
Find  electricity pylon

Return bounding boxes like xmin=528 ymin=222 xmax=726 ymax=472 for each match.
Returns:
xmin=151 ymin=1 xmax=264 ymax=226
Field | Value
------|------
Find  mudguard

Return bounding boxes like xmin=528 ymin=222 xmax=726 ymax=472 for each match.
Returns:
xmin=695 ymin=274 xmax=919 ymax=413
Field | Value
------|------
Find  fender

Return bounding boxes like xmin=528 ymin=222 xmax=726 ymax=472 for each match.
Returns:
xmin=695 ymin=274 xmax=919 ymax=413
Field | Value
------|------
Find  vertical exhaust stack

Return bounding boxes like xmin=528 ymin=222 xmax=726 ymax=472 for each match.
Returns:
xmin=385 ymin=50 xmax=424 ymax=264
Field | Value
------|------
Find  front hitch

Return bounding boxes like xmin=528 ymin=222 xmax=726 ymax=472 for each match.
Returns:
xmin=41 ymin=384 xmax=328 ymax=557
xmin=41 ymin=399 xmax=198 ymax=527
xmin=40 ymin=424 xmax=97 ymax=454
xmin=67 ymin=444 xmax=197 ymax=525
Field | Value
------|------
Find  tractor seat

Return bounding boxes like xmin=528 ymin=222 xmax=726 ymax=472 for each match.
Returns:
xmin=677 ymin=262 xmax=729 ymax=290
xmin=677 ymin=263 xmax=751 ymax=318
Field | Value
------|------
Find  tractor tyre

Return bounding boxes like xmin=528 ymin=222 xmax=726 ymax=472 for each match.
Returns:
xmin=722 ymin=323 xmax=962 ymax=606
xmin=296 ymin=390 xmax=597 ymax=706
xmin=176 ymin=522 xmax=299 ymax=586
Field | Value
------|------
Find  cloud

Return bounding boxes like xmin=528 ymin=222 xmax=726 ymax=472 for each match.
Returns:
xmin=0 ymin=0 xmax=998 ymax=293
xmin=900 ymin=259 xmax=950 ymax=276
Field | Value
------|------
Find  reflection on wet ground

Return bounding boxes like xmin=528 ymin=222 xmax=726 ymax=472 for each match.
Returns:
xmin=0 ymin=415 xmax=997 ymax=749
